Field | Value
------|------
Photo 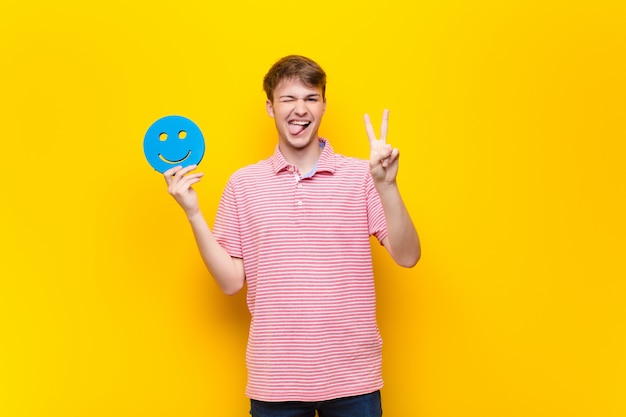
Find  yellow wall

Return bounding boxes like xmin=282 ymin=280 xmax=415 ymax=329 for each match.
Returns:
xmin=1 ymin=1 xmax=625 ymax=416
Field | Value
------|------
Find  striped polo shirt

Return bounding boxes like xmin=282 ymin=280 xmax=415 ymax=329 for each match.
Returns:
xmin=213 ymin=138 xmax=388 ymax=402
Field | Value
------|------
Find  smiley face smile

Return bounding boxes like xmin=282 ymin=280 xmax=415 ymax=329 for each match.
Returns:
xmin=159 ymin=150 xmax=192 ymax=164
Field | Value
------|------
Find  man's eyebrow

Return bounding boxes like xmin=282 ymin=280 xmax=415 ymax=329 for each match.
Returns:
xmin=279 ymin=93 xmax=321 ymax=99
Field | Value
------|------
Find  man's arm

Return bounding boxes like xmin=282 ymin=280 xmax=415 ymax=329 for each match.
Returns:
xmin=377 ymin=183 xmax=420 ymax=267
xmin=164 ymin=165 xmax=245 ymax=295
xmin=365 ymin=110 xmax=421 ymax=267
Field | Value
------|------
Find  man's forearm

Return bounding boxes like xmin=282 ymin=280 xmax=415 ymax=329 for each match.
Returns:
xmin=377 ymin=183 xmax=421 ymax=268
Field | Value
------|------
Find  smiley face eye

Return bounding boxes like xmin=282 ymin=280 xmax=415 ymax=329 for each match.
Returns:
xmin=178 ymin=130 xmax=187 ymax=139
xmin=159 ymin=132 xmax=168 ymax=141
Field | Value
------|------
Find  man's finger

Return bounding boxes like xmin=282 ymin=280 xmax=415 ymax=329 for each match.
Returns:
xmin=179 ymin=174 xmax=204 ymax=189
xmin=380 ymin=109 xmax=389 ymax=144
xmin=178 ymin=173 xmax=204 ymax=188
xmin=169 ymin=164 xmax=197 ymax=179
xmin=364 ymin=113 xmax=377 ymax=144
xmin=387 ymin=148 xmax=400 ymax=165
xmin=164 ymin=166 xmax=183 ymax=184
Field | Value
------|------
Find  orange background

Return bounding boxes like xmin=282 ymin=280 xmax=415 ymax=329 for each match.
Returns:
xmin=1 ymin=1 xmax=625 ymax=415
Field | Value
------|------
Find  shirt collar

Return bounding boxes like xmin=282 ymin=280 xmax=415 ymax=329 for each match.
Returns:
xmin=270 ymin=137 xmax=336 ymax=176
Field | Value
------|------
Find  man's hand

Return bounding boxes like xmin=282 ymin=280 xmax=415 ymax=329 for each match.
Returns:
xmin=364 ymin=109 xmax=399 ymax=185
xmin=163 ymin=164 xmax=204 ymax=217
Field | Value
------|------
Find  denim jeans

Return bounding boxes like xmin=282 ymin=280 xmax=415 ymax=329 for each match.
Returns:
xmin=249 ymin=390 xmax=382 ymax=417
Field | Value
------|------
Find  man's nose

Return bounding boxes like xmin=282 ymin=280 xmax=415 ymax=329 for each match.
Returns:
xmin=294 ymin=98 xmax=308 ymax=114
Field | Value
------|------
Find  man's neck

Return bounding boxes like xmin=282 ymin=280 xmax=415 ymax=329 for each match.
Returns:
xmin=279 ymin=138 xmax=322 ymax=175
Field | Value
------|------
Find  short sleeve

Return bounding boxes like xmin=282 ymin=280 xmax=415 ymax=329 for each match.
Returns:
xmin=213 ymin=180 xmax=244 ymax=258
xmin=365 ymin=171 xmax=388 ymax=245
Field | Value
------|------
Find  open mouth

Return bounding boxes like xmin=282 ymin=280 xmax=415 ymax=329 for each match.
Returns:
xmin=288 ymin=120 xmax=311 ymax=136
xmin=159 ymin=150 xmax=192 ymax=164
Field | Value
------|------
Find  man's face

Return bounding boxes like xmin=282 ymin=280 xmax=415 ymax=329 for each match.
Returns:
xmin=266 ymin=78 xmax=326 ymax=151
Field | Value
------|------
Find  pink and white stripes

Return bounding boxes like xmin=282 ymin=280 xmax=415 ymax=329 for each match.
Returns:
xmin=213 ymin=138 xmax=388 ymax=402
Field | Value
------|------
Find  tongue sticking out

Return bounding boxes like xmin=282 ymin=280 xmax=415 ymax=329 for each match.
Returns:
xmin=288 ymin=122 xmax=309 ymax=136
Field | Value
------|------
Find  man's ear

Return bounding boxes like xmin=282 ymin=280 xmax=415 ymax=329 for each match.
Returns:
xmin=323 ymin=99 xmax=327 ymax=114
xmin=266 ymin=99 xmax=275 ymax=118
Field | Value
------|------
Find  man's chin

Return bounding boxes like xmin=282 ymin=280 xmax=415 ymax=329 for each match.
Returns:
xmin=285 ymin=132 xmax=317 ymax=148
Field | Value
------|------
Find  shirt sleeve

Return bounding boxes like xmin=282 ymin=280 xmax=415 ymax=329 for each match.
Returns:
xmin=365 ymin=170 xmax=388 ymax=245
xmin=213 ymin=180 xmax=244 ymax=258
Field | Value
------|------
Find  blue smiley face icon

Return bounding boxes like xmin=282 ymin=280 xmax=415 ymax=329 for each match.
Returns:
xmin=143 ymin=115 xmax=205 ymax=173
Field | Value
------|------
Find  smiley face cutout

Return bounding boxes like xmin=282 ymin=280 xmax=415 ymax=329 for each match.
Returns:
xmin=143 ymin=115 xmax=205 ymax=173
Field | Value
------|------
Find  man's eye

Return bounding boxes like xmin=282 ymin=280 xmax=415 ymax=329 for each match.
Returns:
xmin=280 ymin=98 xmax=294 ymax=102
xmin=307 ymin=98 xmax=318 ymax=102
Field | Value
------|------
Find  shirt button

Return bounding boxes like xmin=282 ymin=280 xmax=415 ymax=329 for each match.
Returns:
xmin=288 ymin=167 xmax=294 ymax=173
xmin=297 ymin=183 xmax=302 ymax=188
xmin=297 ymin=201 xmax=303 ymax=206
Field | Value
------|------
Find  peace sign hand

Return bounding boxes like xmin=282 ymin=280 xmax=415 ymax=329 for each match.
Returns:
xmin=364 ymin=109 xmax=400 ymax=185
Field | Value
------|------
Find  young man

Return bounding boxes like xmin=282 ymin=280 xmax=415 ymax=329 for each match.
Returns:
xmin=164 ymin=55 xmax=420 ymax=417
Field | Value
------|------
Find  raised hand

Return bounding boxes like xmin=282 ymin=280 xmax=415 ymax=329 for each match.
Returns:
xmin=163 ymin=164 xmax=204 ymax=217
xmin=364 ymin=109 xmax=400 ymax=185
